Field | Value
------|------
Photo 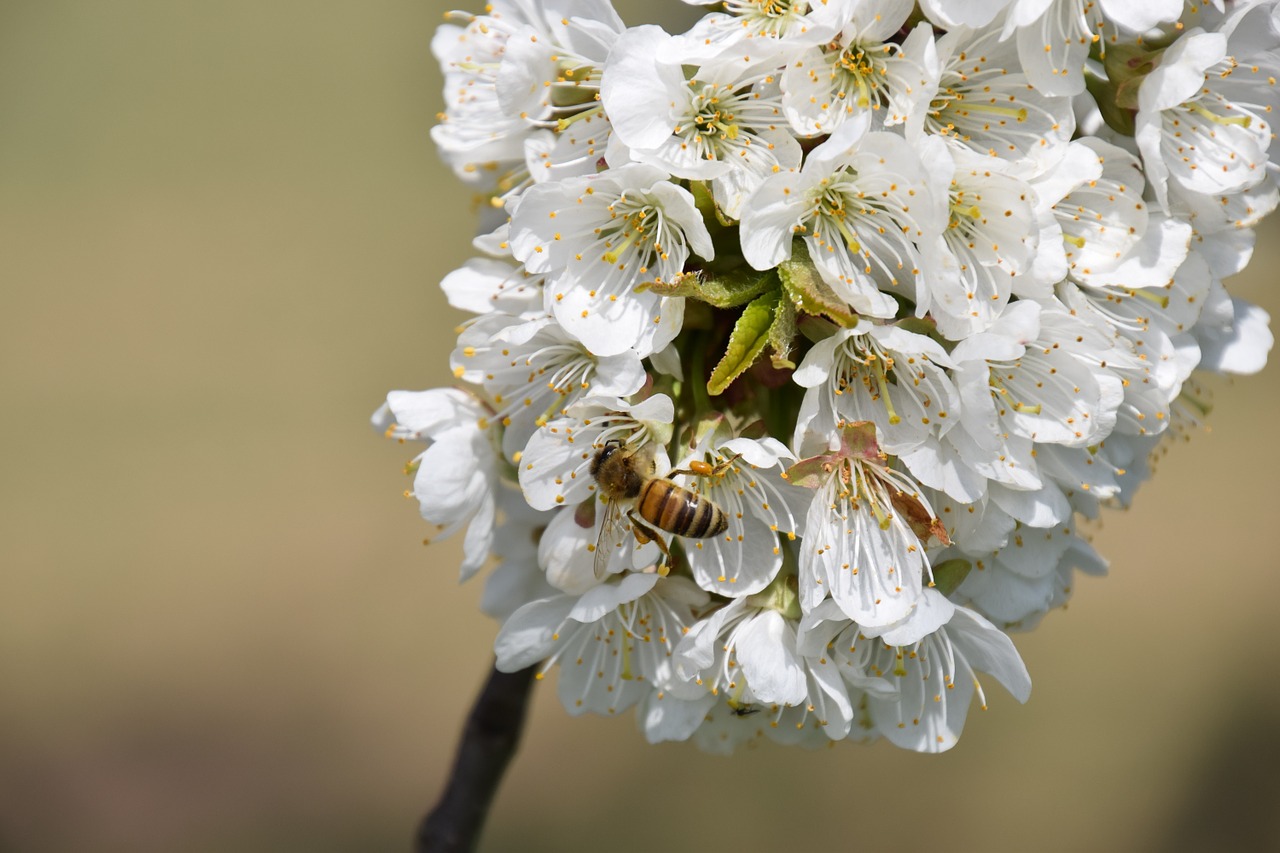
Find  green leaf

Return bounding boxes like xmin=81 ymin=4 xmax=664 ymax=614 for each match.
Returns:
xmin=707 ymin=289 xmax=780 ymax=396
xmin=767 ymin=296 xmax=797 ymax=369
xmin=777 ymin=240 xmax=858 ymax=327
xmin=644 ymin=269 xmax=779 ymax=308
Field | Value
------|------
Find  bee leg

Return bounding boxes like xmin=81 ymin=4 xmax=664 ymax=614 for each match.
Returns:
xmin=711 ymin=453 xmax=744 ymax=476
xmin=626 ymin=511 xmax=674 ymax=577
xmin=667 ymin=453 xmax=744 ymax=481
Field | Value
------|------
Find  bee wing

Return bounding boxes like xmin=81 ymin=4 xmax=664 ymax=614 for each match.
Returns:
xmin=593 ymin=497 xmax=628 ymax=580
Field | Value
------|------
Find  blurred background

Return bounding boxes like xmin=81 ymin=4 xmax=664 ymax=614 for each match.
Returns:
xmin=3 ymin=2 xmax=1279 ymax=851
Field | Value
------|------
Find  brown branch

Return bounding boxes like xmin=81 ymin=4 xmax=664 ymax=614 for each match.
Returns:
xmin=414 ymin=663 xmax=537 ymax=853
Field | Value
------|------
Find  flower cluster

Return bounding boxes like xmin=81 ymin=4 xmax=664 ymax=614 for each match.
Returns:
xmin=377 ymin=0 xmax=1277 ymax=753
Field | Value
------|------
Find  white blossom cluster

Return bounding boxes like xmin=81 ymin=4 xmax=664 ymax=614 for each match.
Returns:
xmin=376 ymin=0 xmax=1278 ymax=753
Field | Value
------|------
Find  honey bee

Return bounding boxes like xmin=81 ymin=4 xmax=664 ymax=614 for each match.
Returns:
xmin=588 ymin=440 xmax=730 ymax=579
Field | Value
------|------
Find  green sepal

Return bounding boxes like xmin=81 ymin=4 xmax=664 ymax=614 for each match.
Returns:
xmin=643 ymin=268 xmax=779 ymax=309
xmin=691 ymin=180 xmax=738 ymax=230
xmin=707 ymin=289 xmax=780 ymax=396
xmin=894 ymin=315 xmax=951 ymax=351
xmin=684 ymin=412 xmax=732 ymax=455
xmin=777 ymin=240 xmax=859 ymax=327
xmin=745 ymin=570 xmax=802 ymax=621
xmin=1103 ymin=42 xmax=1162 ymax=109
xmin=640 ymin=414 xmax=674 ymax=448
xmin=798 ymin=314 xmax=841 ymax=344
xmin=767 ymin=296 xmax=797 ymax=369
xmin=930 ymin=558 xmax=972 ymax=597
xmin=1086 ymin=42 xmax=1164 ymax=138
xmin=1086 ymin=70 xmax=1137 ymax=137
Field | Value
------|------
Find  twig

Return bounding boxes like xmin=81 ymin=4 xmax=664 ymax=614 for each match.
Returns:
xmin=415 ymin=663 xmax=537 ymax=852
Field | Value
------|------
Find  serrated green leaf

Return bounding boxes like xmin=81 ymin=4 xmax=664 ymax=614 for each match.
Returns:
xmin=767 ymin=297 xmax=797 ymax=369
xmin=777 ymin=240 xmax=858 ymax=327
xmin=707 ymin=289 xmax=779 ymax=396
xmin=644 ymin=268 xmax=779 ymax=308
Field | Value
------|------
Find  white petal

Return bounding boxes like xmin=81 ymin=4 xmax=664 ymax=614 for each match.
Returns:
xmin=570 ymin=572 xmax=660 ymax=622
xmin=601 ymin=26 xmax=683 ymax=149
xmin=947 ymin=607 xmax=1032 ymax=702
xmin=735 ymin=611 xmax=808 ymax=706
xmin=1199 ymin=296 xmax=1273 ymax=375
xmin=639 ymin=691 xmax=717 ymax=743
xmin=494 ymin=595 xmax=575 ymax=672
xmin=872 ymin=588 xmax=957 ymax=646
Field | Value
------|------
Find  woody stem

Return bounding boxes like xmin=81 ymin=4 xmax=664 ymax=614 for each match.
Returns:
xmin=415 ymin=662 xmax=537 ymax=852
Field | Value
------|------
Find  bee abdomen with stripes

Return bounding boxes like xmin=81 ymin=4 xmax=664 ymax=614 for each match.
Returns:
xmin=636 ymin=478 xmax=728 ymax=539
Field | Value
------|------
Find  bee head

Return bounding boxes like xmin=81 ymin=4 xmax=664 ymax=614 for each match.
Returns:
xmin=589 ymin=439 xmax=623 ymax=478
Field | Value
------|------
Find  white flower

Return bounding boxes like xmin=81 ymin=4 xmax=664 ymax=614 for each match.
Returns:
xmin=952 ymin=298 xmax=1119 ymax=453
xmin=393 ymin=0 xmax=1280 ymax=757
xmin=789 ymin=422 xmax=949 ymax=629
xmin=1136 ymin=23 xmax=1279 ymax=212
xmin=955 ymin=521 xmax=1106 ymax=627
xmin=911 ymin=21 xmax=1075 ymax=162
xmin=673 ymin=586 xmax=857 ymax=742
xmin=779 ymin=5 xmax=937 ymax=136
xmin=494 ymin=572 xmax=709 ymax=716
xmin=1040 ymin=138 xmax=1151 ymax=286
xmin=791 ymin=319 xmax=960 ymax=456
xmin=432 ymin=0 xmax=627 ymax=200
xmin=920 ymin=0 xmax=1014 ymax=29
xmin=741 ymin=117 xmax=945 ymax=317
xmin=670 ymin=0 xmax=836 ymax=63
xmin=451 ymin=314 xmax=646 ymax=458
xmin=1195 ymin=280 xmax=1275 ymax=376
xmin=672 ymin=427 xmax=808 ymax=596
xmin=508 ymin=164 xmax=709 ymax=357
xmin=481 ymin=488 xmax=559 ymax=620
xmin=1055 ymin=247 xmax=1212 ymax=437
xmin=373 ymin=388 xmax=500 ymax=579
xmin=799 ymin=588 xmax=1032 ymax=752
xmin=1002 ymin=0 xmax=1181 ymax=97
xmin=500 ymin=4 xmax=626 ymax=184
xmin=916 ymin=137 xmax=1041 ymax=338
xmin=494 ymin=2 xmax=623 ymax=130
xmin=440 ymin=256 xmax=544 ymax=318
xmin=861 ymin=591 xmax=1031 ymax=752
xmin=431 ymin=3 xmax=534 ymax=192
xmin=601 ymin=25 xmax=803 ymax=218
xmin=908 ymin=297 xmax=1123 ymax=522
xmin=518 ymin=393 xmax=674 ymax=511
xmin=674 ymin=597 xmax=809 ymax=711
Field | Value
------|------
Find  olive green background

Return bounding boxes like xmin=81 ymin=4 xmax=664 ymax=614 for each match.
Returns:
xmin=3 ymin=2 xmax=1279 ymax=851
